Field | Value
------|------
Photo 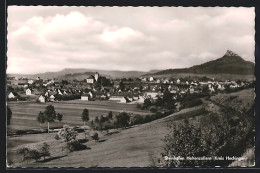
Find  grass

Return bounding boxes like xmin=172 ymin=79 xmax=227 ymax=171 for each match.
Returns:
xmin=170 ymin=108 xmax=209 ymax=121
xmin=7 ymin=100 xmax=151 ymax=131
xmin=6 ymin=88 xmax=255 ymax=167
xmin=7 ymin=105 xmax=205 ymax=167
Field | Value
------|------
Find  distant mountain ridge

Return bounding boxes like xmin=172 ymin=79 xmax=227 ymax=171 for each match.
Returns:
xmin=7 ymin=50 xmax=254 ymax=80
xmin=8 ymin=68 xmax=152 ymax=79
xmin=149 ymin=50 xmax=254 ymax=76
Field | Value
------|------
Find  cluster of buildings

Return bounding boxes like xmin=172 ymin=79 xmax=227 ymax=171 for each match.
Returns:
xmin=7 ymin=73 xmax=252 ymax=104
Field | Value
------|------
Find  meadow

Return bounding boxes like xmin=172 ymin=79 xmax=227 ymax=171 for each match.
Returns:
xmin=6 ymin=88 xmax=255 ymax=167
xmin=7 ymin=100 xmax=151 ymax=131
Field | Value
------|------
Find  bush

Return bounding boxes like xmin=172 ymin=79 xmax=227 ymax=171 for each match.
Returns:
xmin=91 ymin=132 xmax=99 ymax=142
xmin=181 ymin=98 xmax=202 ymax=109
xmin=17 ymin=147 xmax=42 ymax=162
xmin=28 ymin=149 xmax=42 ymax=162
xmin=54 ymin=134 xmax=61 ymax=140
xmin=149 ymin=106 xmax=158 ymax=113
xmin=17 ymin=147 xmax=30 ymax=162
xmin=66 ymin=140 xmax=87 ymax=152
xmin=40 ymin=143 xmax=50 ymax=160
xmin=57 ymin=125 xmax=78 ymax=143
xmin=160 ymin=108 xmax=253 ymax=167
xmin=136 ymin=104 xmax=142 ymax=108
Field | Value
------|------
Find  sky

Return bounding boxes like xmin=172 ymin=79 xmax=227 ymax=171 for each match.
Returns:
xmin=7 ymin=6 xmax=255 ymax=74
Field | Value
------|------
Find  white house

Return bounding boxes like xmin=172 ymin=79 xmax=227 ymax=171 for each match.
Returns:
xmin=144 ymin=92 xmax=158 ymax=99
xmin=189 ymin=88 xmax=195 ymax=94
xmin=26 ymin=88 xmax=32 ymax=95
xmin=109 ymin=96 xmax=127 ymax=103
xmin=87 ymin=78 xmax=94 ymax=84
xmin=81 ymin=95 xmax=89 ymax=101
xmin=58 ymin=89 xmax=63 ymax=95
xmin=156 ymin=79 xmax=161 ymax=83
xmin=50 ymin=95 xmax=55 ymax=102
xmin=177 ymin=79 xmax=181 ymax=84
xmin=141 ymin=78 xmax=147 ymax=82
xmin=28 ymin=80 xmax=34 ymax=85
xmin=8 ymin=92 xmax=15 ymax=99
xmin=217 ymin=84 xmax=225 ymax=90
xmin=149 ymin=76 xmax=154 ymax=82
xmin=38 ymin=95 xmax=45 ymax=103
xmin=163 ymin=79 xmax=169 ymax=84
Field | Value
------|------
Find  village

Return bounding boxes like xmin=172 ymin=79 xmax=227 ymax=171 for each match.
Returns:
xmin=7 ymin=72 xmax=253 ymax=104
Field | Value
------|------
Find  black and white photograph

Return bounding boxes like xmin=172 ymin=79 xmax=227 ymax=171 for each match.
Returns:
xmin=6 ymin=6 xmax=255 ymax=167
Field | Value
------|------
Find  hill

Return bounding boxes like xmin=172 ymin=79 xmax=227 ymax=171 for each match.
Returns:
xmin=7 ymin=68 xmax=148 ymax=79
xmin=148 ymin=50 xmax=254 ymax=77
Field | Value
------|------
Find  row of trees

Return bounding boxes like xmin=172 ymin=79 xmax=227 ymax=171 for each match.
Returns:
xmin=36 ymin=105 xmax=63 ymax=133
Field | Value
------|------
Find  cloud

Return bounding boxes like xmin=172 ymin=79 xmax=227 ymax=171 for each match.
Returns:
xmin=7 ymin=7 xmax=255 ymax=74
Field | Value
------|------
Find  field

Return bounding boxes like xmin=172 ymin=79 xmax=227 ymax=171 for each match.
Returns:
xmin=6 ymin=88 xmax=255 ymax=167
xmin=7 ymin=106 xmax=204 ymax=167
xmin=7 ymin=100 xmax=151 ymax=131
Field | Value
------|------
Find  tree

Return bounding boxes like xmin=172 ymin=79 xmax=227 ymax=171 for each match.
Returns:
xmin=40 ymin=143 xmax=50 ymax=160
xmin=17 ymin=147 xmax=30 ymax=162
xmin=44 ymin=105 xmax=56 ymax=133
xmin=91 ymin=132 xmax=99 ymax=143
xmin=37 ymin=111 xmax=45 ymax=128
xmin=143 ymin=98 xmax=152 ymax=109
xmin=162 ymin=91 xmax=176 ymax=110
xmin=115 ymin=112 xmax=130 ymax=128
xmin=57 ymin=125 xmax=78 ymax=143
xmin=7 ymin=106 xmax=12 ymax=125
xmin=119 ymin=81 xmax=125 ymax=91
xmin=81 ymin=109 xmax=90 ymax=126
xmin=81 ymin=109 xmax=89 ymax=138
xmin=108 ymin=111 xmax=113 ymax=119
xmin=56 ymin=113 xmax=63 ymax=128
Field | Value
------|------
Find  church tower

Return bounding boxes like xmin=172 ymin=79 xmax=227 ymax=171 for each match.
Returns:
xmin=94 ymin=72 xmax=99 ymax=82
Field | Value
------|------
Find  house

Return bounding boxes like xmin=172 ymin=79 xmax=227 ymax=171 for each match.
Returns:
xmin=28 ymin=80 xmax=34 ymax=85
xmin=109 ymin=96 xmax=127 ymax=103
xmin=26 ymin=88 xmax=32 ymax=95
xmin=141 ymin=78 xmax=147 ymax=82
xmin=38 ymin=95 xmax=46 ymax=103
xmin=81 ymin=95 xmax=89 ymax=101
xmin=149 ymin=76 xmax=154 ymax=82
xmin=49 ymin=95 xmax=55 ymax=102
xmin=45 ymin=91 xmax=49 ymax=97
xmin=156 ymin=79 xmax=161 ymax=83
xmin=36 ymin=77 xmax=40 ymax=80
xmin=100 ymin=95 xmax=107 ymax=100
xmin=87 ymin=77 xmax=94 ymax=84
xmin=8 ymin=92 xmax=15 ymax=99
xmin=58 ymin=89 xmax=63 ymax=95
xmin=144 ymin=92 xmax=158 ymax=99
xmin=177 ymin=79 xmax=181 ymax=84
xmin=189 ymin=88 xmax=195 ymax=94
xmin=170 ymin=90 xmax=177 ymax=94
xmin=163 ymin=79 xmax=169 ymax=84
xmin=217 ymin=84 xmax=225 ymax=90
